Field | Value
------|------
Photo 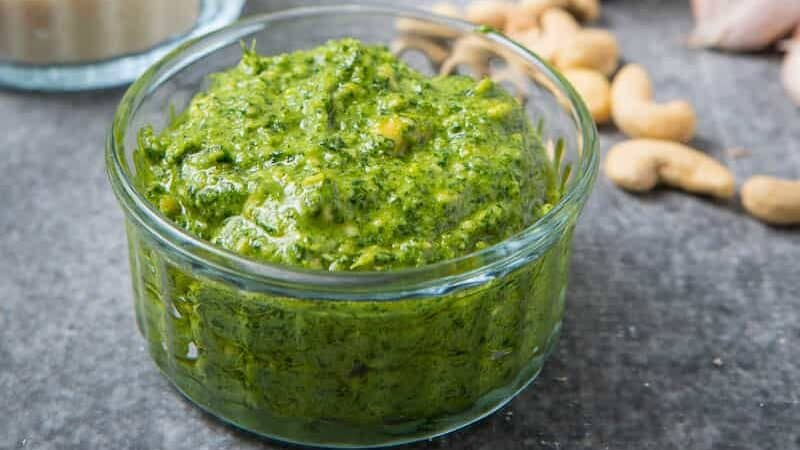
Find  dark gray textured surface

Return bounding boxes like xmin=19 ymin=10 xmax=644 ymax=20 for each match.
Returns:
xmin=1 ymin=1 xmax=798 ymax=449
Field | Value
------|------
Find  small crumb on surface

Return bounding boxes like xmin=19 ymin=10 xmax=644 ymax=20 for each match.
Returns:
xmin=726 ymin=147 xmax=751 ymax=159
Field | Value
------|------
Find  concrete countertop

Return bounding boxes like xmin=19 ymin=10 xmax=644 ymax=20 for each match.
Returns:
xmin=1 ymin=1 xmax=798 ymax=449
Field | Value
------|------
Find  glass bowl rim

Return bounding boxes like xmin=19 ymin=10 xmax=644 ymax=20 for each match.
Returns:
xmin=106 ymin=3 xmax=599 ymax=298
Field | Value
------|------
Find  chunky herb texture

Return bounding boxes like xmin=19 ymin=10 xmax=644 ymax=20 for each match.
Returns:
xmin=135 ymin=39 xmax=556 ymax=270
xmin=128 ymin=39 xmax=572 ymax=445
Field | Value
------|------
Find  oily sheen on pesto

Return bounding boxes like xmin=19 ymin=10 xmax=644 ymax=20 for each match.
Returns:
xmin=127 ymin=39 xmax=571 ymax=442
xmin=134 ymin=39 xmax=557 ymax=271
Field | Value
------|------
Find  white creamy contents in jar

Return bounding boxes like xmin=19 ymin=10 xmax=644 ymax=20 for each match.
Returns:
xmin=0 ymin=0 xmax=200 ymax=64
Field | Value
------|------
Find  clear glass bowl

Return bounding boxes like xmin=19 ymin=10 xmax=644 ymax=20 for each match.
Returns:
xmin=106 ymin=5 xmax=598 ymax=448
xmin=0 ymin=0 xmax=244 ymax=91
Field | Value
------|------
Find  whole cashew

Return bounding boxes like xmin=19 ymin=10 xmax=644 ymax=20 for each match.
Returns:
xmin=390 ymin=36 xmax=451 ymax=66
xmin=440 ymin=35 xmax=493 ymax=78
xmin=396 ymin=2 xmax=463 ymax=39
xmin=513 ymin=7 xmax=580 ymax=62
xmin=604 ymin=139 xmax=736 ymax=199
xmin=611 ymin=64 xmax=698 ymax=143
xmin=512 ymin=9 xmax=617 ymax=76
xmin=554 ymin=28 xmax=620 ymax=76
xmin=741 ymin=176 xmax=800 ymax=225
xmin=562 ymin=68 xmax=611 ymax=124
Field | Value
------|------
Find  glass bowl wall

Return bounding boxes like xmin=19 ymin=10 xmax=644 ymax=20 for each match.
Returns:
xmin=106 ymin=5 xmax=598 ymax=448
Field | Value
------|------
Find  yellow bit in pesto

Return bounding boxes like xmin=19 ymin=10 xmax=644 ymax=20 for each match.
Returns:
xmin=134 ymin=39 xmax=558 ymax=270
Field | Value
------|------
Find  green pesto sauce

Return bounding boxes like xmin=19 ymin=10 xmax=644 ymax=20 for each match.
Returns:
xmin=129 ymin=39 xmax=570 ymax=438
xmin=135 ymin=38 xmax=557 ymax=271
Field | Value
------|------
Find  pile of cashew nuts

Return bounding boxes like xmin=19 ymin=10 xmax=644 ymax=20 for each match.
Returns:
xmin=393 ymin=0 xmax=800 ymax=226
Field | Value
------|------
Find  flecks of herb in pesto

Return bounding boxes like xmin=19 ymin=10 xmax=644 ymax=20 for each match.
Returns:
xmin=134 ymin=38 xmax=557 ymax=270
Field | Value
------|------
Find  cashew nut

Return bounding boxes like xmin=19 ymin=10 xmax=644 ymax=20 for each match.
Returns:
xmin=554 ymin=28 xmax=620 ymax=76
xmin=513 ymin=7 xmax=580 ymax=62
xmin=440 ymin=35 xmax=493 ymax=78
xmin=604 ymin=139 xmax=736 ymax=199
xmin=611 ymin=64 xmax=698 ymax=143
xmin=512 ymin=9 xmax=616 ymax=74
xmin=396 ymin=2 xmax=463 ymax=39
xmin=741 ymin=176 xmax=800 ymax=225
xmin=390 ymin=35 xmax=450 ymax=66
xmin=562 ymin=68 xmax=611 ymax=124
xmin=520 ymin=0 xmax=600 ymax=22
xmin=466 ymin=0 xmax=515 ymax=29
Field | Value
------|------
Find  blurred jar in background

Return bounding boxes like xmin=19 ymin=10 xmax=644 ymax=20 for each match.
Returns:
xmin=0 ymin=0 xmax=200 ymax=64
xmin=0 ymin=0 xmax=244 ymax=91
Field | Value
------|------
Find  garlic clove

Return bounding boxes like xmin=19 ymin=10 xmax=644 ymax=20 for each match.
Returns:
xmin=782 ymin=28 xmax=800 ymax=106
xmin=689 ymin=0 xmax=800 ymax=51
